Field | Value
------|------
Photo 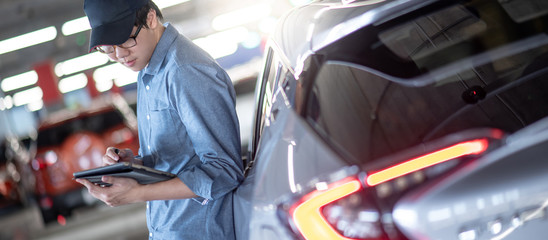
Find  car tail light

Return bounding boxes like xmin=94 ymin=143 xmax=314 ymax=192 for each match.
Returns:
xmin=289 ymin=178 xmax=386 ymax=240
xmin=40 ymin=196 xmax=53 ymax=209
xmin=32 ymin=157 xmax=47 ymax=170
xmin=286 ymin=138 xmax=492 ymax=240
xmin=366 ymin=139 xmax=489 ymax=186
xmin=32 ymin=150 xmax=59 ymax=170
xmin=291 ymin=179 xmax=362 ymax=239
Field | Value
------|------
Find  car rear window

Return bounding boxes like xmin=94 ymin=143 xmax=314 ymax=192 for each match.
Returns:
xmin=305 ymin=0 xmax=548 ymax=164
xmin=37 ymin=109 xmax=125 ymax=148
xmin=320 ymin=0 xmax=548 ymax=80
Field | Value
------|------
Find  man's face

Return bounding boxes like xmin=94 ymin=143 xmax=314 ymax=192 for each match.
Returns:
xmin=104 ymin=25 xmax=155 ymax=72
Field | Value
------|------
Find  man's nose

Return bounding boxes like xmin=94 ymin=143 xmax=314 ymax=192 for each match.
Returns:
xmin=114 ymin=46 xmax=129 ymax=60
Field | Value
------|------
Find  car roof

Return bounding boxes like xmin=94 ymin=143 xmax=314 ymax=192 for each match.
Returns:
xmin=38 ymin=95 xmax=121 ymax=130
xmin=271 ymin=0 xmax=439 ymax=71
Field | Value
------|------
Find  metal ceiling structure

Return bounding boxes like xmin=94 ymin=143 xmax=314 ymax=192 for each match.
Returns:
xmin=0 ymin=0 xmax=291 ymax=84
xmin=0 ymin=0 xmax=296 ymax=138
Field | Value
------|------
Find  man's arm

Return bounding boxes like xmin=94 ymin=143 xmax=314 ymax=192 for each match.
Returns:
xmin=76 ymin=177 xmax=198 ymax=207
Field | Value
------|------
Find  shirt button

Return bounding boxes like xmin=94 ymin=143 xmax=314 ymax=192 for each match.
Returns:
xmin=149 ymin=233 xmax=152 ymax=237
xmin=146 ymin=85 xmax=150 ymax=90
xmin=148 ymin=145 xmax=151 ymax=150
xmin=147 ymin=114 xmax=150 ymax=120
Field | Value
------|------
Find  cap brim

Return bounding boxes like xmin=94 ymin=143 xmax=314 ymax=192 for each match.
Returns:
xmin=88 ymin=13 xmax=136 ymax=52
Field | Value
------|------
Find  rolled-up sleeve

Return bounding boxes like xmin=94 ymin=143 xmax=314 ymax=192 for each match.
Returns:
xmin=169 ymin=64 xmax=243 ymax=200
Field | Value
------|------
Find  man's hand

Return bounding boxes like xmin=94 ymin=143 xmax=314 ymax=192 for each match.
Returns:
xmin=102 ymin=147 xmax=137 ymax=166
xmin=75 ymin=176 xmax=142 ymax=207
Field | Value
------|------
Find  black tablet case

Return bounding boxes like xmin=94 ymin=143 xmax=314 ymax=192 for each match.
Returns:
xmin=73 ymin=162 xmax=176 ymax=187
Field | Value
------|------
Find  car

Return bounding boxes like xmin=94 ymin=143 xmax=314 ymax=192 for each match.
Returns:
xmin=31 ymin=94 xmax=139 ymax=223
xmin=233 ymin=0 xmax=548 ymax=239
xmin=0 ymin=136 xmax=34 ymax=214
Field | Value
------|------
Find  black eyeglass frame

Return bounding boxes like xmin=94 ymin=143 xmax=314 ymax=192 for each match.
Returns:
xmin=95 ymin=24 xmax=143 ymax=54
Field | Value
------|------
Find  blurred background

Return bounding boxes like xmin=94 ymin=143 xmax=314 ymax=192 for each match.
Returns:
xmin=0 ymin=0 xmax=311 ymax=239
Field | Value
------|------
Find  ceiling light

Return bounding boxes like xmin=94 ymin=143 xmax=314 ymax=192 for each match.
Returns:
xmin=94 ymin=63 xmax=138 ymax=92
xmin=55 ymin=52 xmax=109 ymax=77
xmin=212 ymin=4 xmax=272 ymax=31
xmin=0 ymin=26 xmax=57 ymax=55
xmin=62 ymin=17 xmax=91 ymax=36
xmin=58 ymin=73 xmax=88 ymax=93
xmin=289 ymin=0 xmax=313 ymax=6
xmin=258 ymin=17 xmax=279 ymax=34
xmin=193 ymin=27 xmax=248 ymax=59
xmin=155 ymin=0 xmax=190 ymax=9
xmin=13 ymin=87 xmax=43 ymax=107
xmin=27 ymin=100 xmax=44 ymax=112
xmin=1 ymin=70 xmax=38 ymax=92
xmin=2 ymin=96 xmax=13 ymax=110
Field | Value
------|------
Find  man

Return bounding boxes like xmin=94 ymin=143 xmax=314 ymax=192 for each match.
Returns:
xmin=75 ymin=0 xmax=244 ymax=239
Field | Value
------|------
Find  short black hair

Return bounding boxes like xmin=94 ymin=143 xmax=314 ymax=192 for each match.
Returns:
xmin=135 ymin=0 xmax=163 ymax=28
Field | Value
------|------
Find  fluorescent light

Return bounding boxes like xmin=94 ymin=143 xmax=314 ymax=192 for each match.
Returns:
xmin=2 ymin=96 xmax=13 ymax=110
xmin=1 ymin=70 xmax=38 ymax=92
xmin=27 ymin=100 xmax=44 ymax=112
xmin=212 ymin=4 xmax=272 ymax=31
xmin=55 ymin=52 xmax=109 ymax=77
xmin=0 ymin=98 xmax=6 ymax=111
xmin=114 ymin=72 xmax=139 ymax=87
xmin=62 ymin=16 xmax=91 ymax=36
xmin=193 ymin=27 xmax=248 ymax=59
xmin=289 ymin=0 xmax=313 ymax=6
xmin=155 ymin=0 xmax=190 ymax=9
xmin=95 ymin=80 xmax=113 ymax=93
xmin=13 ymin=87 xmax=43 ymax=107
xmin=93 ymin=63 xmax=138 ymax=92
xmin=259 ymin=17 xmax=279 ymax=34
xmin=60 ymin=0 xmax=191 ymax=36
xmin=58 ymin=73 xmax=88 ymax=93
xmin=0 ymin=26 xmax=57 ymax=55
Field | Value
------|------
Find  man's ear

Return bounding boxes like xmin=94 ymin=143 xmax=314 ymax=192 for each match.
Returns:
xmin=147 ymin=9 xmax=158 ymax=29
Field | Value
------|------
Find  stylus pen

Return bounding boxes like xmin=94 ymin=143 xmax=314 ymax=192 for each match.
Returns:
xmin=114 ymin=148 xmax=140 ymax=164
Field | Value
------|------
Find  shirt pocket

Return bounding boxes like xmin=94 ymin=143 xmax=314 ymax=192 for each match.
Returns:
xmin=149 ymin=98 xmax=169 ymax=111
xmin=147 ymin=99 xmax=187 ymax=160
xmin=148 ymin=101 xmax=177 ymax=146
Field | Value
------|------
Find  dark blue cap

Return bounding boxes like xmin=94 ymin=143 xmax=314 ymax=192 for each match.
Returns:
xmin=84 ymin=0 xmax=148 ymax=52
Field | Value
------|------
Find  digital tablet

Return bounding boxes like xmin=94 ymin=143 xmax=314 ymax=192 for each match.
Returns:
xmin=73 ymin=162 xmax=176 ymax=187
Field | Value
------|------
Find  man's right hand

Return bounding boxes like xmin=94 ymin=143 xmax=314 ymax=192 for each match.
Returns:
xmin=102 ymin=147 xmax=135 ymax=166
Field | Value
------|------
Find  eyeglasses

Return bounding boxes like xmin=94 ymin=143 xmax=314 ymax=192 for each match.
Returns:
xmin=96 ymin=24 xmax=143 ymax=54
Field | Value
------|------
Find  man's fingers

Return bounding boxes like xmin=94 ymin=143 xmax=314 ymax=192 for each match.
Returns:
xmin=75 ymin=178 xmax=92 ymax=188
xmin=102 ymin=176 xmax=112 ymax=184
xmin=107 ymin=147 xmax=120 ymax=161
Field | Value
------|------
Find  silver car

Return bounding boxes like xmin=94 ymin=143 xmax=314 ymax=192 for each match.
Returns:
xmin=234 ymin=0 xmax=548 ymax=239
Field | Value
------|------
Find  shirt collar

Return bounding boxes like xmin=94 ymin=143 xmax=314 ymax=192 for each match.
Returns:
xmin=142 ymin=22 xmax=177 ymax=76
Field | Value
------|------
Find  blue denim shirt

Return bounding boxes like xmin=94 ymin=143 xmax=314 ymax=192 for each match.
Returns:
xmin=136 ymin=23 xmax=243 ymax=240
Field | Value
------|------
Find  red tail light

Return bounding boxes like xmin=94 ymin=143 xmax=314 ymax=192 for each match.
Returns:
xmin=31 ymin=157 xmax=47 ymax=170
xmin=291 ymin=179 xmax=363 ymax=240
xmin=287 ymin=138 xmax=491 ymax=240
xmin=366 ymin=139 xmax=489 ymax=186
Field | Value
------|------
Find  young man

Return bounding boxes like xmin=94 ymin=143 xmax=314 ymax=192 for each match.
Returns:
xmin=75 ymin=0 xmax=244 ymax=239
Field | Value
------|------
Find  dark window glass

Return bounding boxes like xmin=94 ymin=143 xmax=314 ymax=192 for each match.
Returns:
xmin=306 ymin=52 xmax=548 ymax=164
xmin=321 ymin=0 xmax=548 ymax=80
xmin=37 ymin=109 xmax=124 ymax=148
xmin=306 ymin=0 xmax=548 ymax=164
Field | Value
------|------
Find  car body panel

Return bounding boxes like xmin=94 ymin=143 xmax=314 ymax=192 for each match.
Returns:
xmin=394 ymin=118 xmax=548 ymax=240
xmin=236 ymin=85 xmax=351 ymax=239
xmin=234 ymin=0 xmax=548 ymax=239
